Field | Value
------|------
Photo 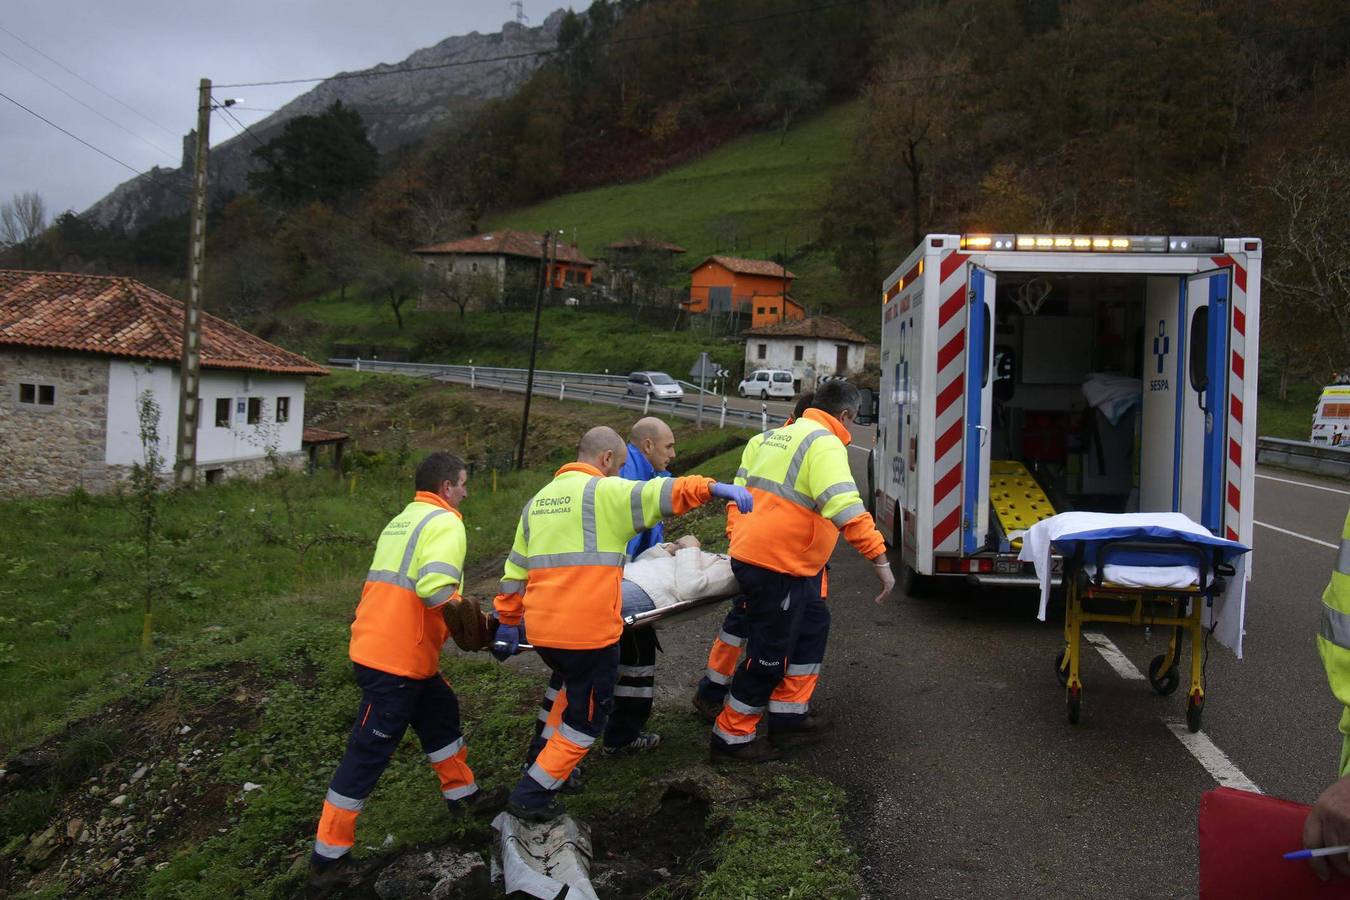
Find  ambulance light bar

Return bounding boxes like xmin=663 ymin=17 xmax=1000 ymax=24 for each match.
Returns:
xmin=959 ymin=234 xmax=1222 ymax=253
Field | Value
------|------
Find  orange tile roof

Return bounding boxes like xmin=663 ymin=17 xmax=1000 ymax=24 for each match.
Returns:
xmin=0 ymin=270 xmax=327 ymax=376
xmin=743 ymin=315 xmax=869 ymax=343
xmin=413 ymin=230 xmax=596 ymax=266
xmin=692 ymin=255 xmax=796 ymax=280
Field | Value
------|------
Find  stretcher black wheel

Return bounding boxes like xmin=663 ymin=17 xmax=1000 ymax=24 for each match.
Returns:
xmin=1067 ymin=686 xmax=1081 ymax=725
xmin=1186 ymin=693 xmax=1204 ymax=733
xmin=1147 ymin=654 xmax=1180 ymax=696
xmin=1054 ymin=650 xmax=1069 ymax=686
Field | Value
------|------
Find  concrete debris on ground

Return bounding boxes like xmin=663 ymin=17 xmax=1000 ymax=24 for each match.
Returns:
xmin=492 ymin=812 xmax=599 ymax=900
xmin=373 ymin=847 xmax=490 ymax=900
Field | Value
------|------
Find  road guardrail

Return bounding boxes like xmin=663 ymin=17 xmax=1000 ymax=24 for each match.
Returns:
xmin=328 ymin=358 xmax=782 ymax=430
xmin=1255 ymin=436 xmax=1350 ymax=478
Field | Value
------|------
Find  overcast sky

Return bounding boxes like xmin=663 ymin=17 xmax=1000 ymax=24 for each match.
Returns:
xmin=1 ymin=1 xmax=561 ymax=219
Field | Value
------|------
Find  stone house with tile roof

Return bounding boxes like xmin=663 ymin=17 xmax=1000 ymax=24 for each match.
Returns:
xmin=412 ymin=230 xmax=596 ymax=310
xmin=742 ymin=315 xmax=869 ymax=390
xmin=0 ymin=270 xmax=327 ymax=497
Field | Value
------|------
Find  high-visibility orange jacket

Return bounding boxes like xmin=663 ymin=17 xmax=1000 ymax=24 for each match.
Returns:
xmin=494 ymin=462 xmax=715 ymax=649
xmin=728 ymin=408 xmax=885 ymax=576
xmin=349 ymin=491 xmax=466 ymax=678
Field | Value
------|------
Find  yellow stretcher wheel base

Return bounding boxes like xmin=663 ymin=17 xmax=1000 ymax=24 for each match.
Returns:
xmin=1186 ymin=693 xmax=1205 ymax=733
xmin=1054 ymin=650 xmax=1069 ymax=686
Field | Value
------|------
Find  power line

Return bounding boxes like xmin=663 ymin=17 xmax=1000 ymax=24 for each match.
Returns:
xmin=0 ymin=88 xmax=194 ymax=207
xmin=0 ymin=45 xmax=177 ymax=161
xmin=0 ymin=22 xmax=180 ymax=140
xmin=215 ymin=0 xmax=868 ymax=88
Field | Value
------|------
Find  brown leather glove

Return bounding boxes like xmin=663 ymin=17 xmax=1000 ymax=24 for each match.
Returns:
xmin=443 ymin=596 xmax=494 ymax=652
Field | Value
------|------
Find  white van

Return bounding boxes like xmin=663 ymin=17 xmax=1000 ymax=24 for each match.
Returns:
xmin=738 ymin=369 xmax=796 ymax=399
xmin=1312 ymin=385 xmax=1350 ymax=445
xmin=865 ymin=233 xmax=1260 ymax=598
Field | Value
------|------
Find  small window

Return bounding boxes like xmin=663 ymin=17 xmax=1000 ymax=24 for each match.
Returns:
xmin=215 ymin=398 xmax=231 ymax=427
xmin=276 ymin=396 xmax=290 ymax=423
xmin=794 ymin=345 xmax=804 ymax=361
xmin=17 ymin=382 xmax=55 ymax=407
xmin=769 ymin=307 xmax=778 ymax=315
xmin=757 ymin=307 xmax=766 ymax=315
xmin=757 ymin=344 xmax=767 ymax=360
xmin=247 ymin=397 xmax=262 ymax=425
xmin=204 ymin=468 xmax=224 ymax=484
xmin=470 ymin=262 xmax=479 ymax=273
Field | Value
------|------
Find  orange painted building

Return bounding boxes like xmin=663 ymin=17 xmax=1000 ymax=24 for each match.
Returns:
xmin=686 ymin=255 xmax=805 ymax=329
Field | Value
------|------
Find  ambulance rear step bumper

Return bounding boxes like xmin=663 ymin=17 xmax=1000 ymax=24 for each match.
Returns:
xmin=963 ymin=573 xmax=1042 ymax=588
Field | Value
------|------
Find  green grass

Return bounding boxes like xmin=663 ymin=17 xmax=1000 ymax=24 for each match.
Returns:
xmin=1257 ymin=380 xmax=1322 ymax=442
xmin=488 ymin=103 xmax=860 ymax=307
xmin=0 ymin=374 xmax=855 ymax=898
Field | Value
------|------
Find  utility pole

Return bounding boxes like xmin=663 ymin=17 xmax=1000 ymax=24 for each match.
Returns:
xmin=175 ymin=78 xmax=211 ymax=488
xmin=517 ymin=230 xmax=556 ymax=470
xmin=780 ymin=235 xmax=788 ymax=324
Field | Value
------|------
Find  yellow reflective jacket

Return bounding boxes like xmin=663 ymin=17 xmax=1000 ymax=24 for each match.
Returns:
xmin=728 ymin=408 xmax=885 ymax=575
xmin=350 ymin=491 xmax=465 ymax=678
xmin=1319 ymin=507 xmax=1350 ymax=775
xmin=494 ymin=462 xmax=715 ymax=649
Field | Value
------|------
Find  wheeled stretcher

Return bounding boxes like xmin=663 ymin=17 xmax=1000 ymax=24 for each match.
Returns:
xmin=1019 ymin=513 xmax=1252 ymax=732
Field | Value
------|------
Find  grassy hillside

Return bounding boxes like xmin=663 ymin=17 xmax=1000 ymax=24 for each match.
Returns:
xmin=487 ymin=102 xmax=862 ymax=319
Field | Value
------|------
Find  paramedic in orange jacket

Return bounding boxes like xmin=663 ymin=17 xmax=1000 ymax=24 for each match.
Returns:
xmin=694 ymin=392 xmax=834 ymax=724
xmin=710 ymin=380 xmax=895 ymax=763
xmin=492 ymin=426 xmax=752 ymax=820
xmin=309 ymin=453 xmax=505 ymax=889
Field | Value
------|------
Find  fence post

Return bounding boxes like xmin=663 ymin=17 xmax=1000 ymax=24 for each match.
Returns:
xmin=354 ymin=357 xmax=361 ymax=372
xmin=720 ymin=397 xmax=727 ymax=429
xmin=644 ymin=393 xmax=650 ymax=415
xmin=470 ymin=366 xmax=476 ymax=389
xmin=761 ymin=402 xmax=768 ymax=431
xmin=559 ymin=382 xmax=566 ymax=401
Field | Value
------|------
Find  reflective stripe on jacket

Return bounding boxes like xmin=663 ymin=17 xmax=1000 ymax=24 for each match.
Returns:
xmin=1318 ymin=507 xmax=1350 ymax=775
xmin=729 ymin=408 xmax=885 ymax=576
xmin=349 ymin=491 xmax=465 ymax=678
xmin=493 ymin=462 xmax=714 ymax=649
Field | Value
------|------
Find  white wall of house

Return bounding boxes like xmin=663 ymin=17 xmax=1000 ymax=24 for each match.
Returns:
xmin=105 ymin=361 xmax=307 ymax=470
xmin=743 ymin=338 xmax=865 ymax=385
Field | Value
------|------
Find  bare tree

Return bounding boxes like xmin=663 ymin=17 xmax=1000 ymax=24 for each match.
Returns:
xmin=423 ymin=267 xmax=496 ymax=319
xmin=0 ymin=191 xmax=47 ymax=263
xmin=362 ymin=245 xmax=422 ymax=329
xmin=1264 ymin=147 xmax=1350 ymax=383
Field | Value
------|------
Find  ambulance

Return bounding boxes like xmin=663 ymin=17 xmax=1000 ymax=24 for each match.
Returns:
xmin=863 ymin=233 xmax=1261 ymax=595
xmin=1311 ymin=385 xmax=1350 ymax=446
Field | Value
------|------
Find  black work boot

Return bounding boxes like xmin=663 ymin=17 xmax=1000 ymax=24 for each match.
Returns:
xmin=769 ymin=711 xmax=833 ymax=745
xmin=306 ymin=853 xmax=378 ymax=900
xmin=506 ymin=795 xmax=567 ymax=823
xmin=709 ymin=737 xmax=782 ymax=765
xmin=691 ymin=692 xmax=723 ymax=724
xmin=602 ymin=732 xmax=661 ymax=757
xmin=447 ymin=785 xmax=508 ymax=819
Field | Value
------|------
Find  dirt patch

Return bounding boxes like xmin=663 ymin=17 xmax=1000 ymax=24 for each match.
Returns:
xmin=0 ymin=662 xmax=273 ymax=896
xmin=588 ymin=784 xmax=715 ymax=899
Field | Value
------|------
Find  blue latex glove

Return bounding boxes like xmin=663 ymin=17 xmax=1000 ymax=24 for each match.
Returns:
xmin=711 ymin=482 xmax=753 ymax=514
xmin=491 ymin=623 xmax=525 ymax=661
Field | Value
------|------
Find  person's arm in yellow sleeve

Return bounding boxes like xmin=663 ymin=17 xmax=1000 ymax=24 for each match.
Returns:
xmin=414 ymin=516 xmax=466 ymax=610
xmin=492 ymin=511 xmax=530 ymax=626
xmin=1302 ymin=508 xmax=1350 ymax=881
xmin=811 ymin=439 xmax=893 ymax=604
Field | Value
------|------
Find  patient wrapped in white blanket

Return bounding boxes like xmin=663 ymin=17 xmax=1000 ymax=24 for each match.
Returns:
xmin=620 ymin=536 xmax=739 ymax=615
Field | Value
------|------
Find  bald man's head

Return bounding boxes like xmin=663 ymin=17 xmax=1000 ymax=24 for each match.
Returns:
xmin=578 ymin=426 xmax=627 ymax=475
xmin=629 ymin=417 xmax=677 ymax=472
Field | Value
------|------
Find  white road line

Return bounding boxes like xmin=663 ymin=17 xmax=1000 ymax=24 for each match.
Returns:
xmin=1257 ymin=473 xmax=1350 ymax=497
xmin=1254 ymin=520 xmax=1338 ymax=550
xmin=1082 ymin=632 xmax=1145 ymax=680
xmin=1164 ymin=719 xmax=1263 ymax=793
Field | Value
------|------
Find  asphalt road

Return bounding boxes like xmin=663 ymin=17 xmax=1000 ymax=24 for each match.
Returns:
xmin=796 ymin=448 xmax=1349 ymax=899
